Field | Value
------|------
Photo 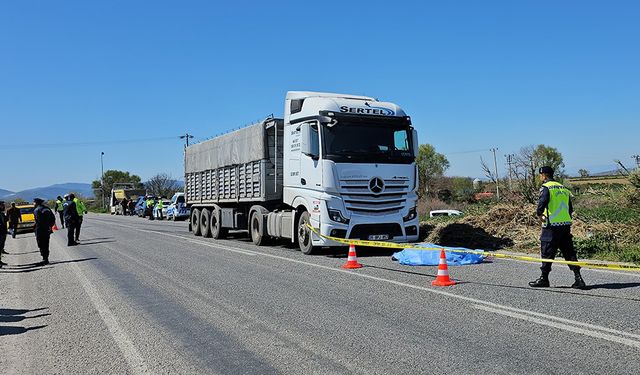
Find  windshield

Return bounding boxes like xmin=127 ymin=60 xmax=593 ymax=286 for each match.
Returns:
xmin=322 ymin=122 xmax=414 ymax=164
xmin=176 ymin=195 xmax=185 ymax=204
xmin=20 ymin=207 xmax=35 ymax=214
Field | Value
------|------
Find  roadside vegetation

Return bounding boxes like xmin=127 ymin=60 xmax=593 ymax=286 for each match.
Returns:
xmin=418 ymin=143 xmax=640 ymax=264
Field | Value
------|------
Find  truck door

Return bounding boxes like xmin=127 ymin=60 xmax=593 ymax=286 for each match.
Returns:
xmin=298 ymin=121 xmax=322 ymax=191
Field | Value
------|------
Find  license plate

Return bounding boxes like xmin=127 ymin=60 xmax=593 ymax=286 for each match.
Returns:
xmin=368 ymin=234 xmax=389 ymax=240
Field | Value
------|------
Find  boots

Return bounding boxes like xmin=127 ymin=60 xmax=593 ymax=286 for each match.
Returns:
xmin=572 ymin=271 xmax=586 ymax=289
xmin=529 ymin=274 xmax=550 ymax=287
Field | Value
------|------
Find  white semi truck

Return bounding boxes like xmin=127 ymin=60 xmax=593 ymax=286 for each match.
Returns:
xmin=185 ymin=91 xmax=419 ymax=254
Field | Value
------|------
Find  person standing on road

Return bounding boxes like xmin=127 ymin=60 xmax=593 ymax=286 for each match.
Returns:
xmin=63 ymin=194 xmax=79 ymax=246
xmin=54 ymin=196 xmax=65 ymax=228
xmin=72 ymin=194 xmax=87 ymax=242
xmin=128 ymin=199 xmax=136 ymax=216
xmin=121 ymin=198 xmax=128 ymax=216
xmin=529 ymin=166 xmax=586 ymax=289
xmin=0 ymin=201 xmax=7 ymax=267
xmin=33 ymin=198 xmax=55 ymax=265
xmin=7 ymin=202 xmax=21 ymax=239
xmin=146 ymin=196 xmax=155 ymax=220
xmin=156 ymin=197 xmax=164 ymax=220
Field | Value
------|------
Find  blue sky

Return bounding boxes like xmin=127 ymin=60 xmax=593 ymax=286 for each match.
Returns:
xmin=1 ymin=1 xmax=638 ymax=191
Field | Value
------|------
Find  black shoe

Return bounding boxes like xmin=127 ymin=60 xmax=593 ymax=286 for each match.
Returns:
xmin=42 ymin=260 xmax=49 ymax=265
xmin=68 ymin=243 xmax=78 ymax=246
xmin=529 ymin=276 xmax=550 ymax=288
xmin=572 ymin=275 xmax=586 ymax=289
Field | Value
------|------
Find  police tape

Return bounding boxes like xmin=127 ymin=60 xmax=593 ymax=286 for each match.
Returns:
xmin=305 ymin=224 xmax=640 ymax=272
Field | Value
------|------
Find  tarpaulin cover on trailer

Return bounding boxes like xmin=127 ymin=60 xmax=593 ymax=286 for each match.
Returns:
xmin=392 ymin=244 xmax=485 ymax=266
xmin=185 ymin=122 xmax=267 ymax=173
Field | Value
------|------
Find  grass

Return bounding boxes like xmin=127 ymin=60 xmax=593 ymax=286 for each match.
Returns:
xmin=577 ymin=206 xmax=640 ymax=224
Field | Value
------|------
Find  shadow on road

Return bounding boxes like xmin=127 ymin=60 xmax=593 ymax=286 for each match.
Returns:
xmin=0 ymin=325 xmax=47 ymax=336
xmin=79 ymin=240 xmax=117 ymax=245
xmin=2 ymin=250 xmax=40 ymax=255
xmin=0 ymin=307 xmax=49 ymax=337
xmin=585 ymin=282 xmax=640 ymax=290
xmin=0 ymin=313 xmax=51 ymax=323
xmin=50 ymin=257 xmax=97 ymax=265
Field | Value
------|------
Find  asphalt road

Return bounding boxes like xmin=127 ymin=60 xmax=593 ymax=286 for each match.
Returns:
xmin=1 ymin=214 xmax=639 ymax=374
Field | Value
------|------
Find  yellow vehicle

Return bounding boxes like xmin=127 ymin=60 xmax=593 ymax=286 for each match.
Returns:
xmin=7 ymin=203 xmax=36 ymax=233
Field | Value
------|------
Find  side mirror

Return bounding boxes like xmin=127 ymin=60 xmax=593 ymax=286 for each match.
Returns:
xmin=411 ymin=129 xmax=419 ymax=158
xmin=300 ymin=122 xmax=319 ymax=159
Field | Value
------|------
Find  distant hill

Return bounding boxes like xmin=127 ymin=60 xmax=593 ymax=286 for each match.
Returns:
xmin=0 ymin=183 xmax=94 ymax=202
xmin=0 ymin=188 xmax=13 ymax=198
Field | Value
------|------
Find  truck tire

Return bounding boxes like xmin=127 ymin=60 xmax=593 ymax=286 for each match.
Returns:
xmin=200 ymin=208 xmax=212 ymax=238
xmin=297 ymin=211 xmax=316 ymax=255
xmin=191 ymin=208 xmax=202 ymax=236
xmin=250 ymin=211 xmax=266 ymax=246
xmin=210 ymin=207 xmax=227 ymax=239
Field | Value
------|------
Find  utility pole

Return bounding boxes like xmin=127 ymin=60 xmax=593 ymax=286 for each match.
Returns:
xmin=633 ymin=155 xmax=640 ymax=170
xmin=505 ymin=153 xmax=515 ymax=191
xmin=180 ymin=133 xmax=194 ymax=148
xmin=490 ymin=148 xmax=500 ymax=200
xmin=101 ymin=152 xmax=105 ymax=209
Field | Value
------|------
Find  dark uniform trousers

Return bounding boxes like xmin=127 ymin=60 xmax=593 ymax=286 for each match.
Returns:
xmin=75 ymin=216 xmax=83 ymax=241
xmin=36 ymin=233 xmax=50 ymax=261
xmin=67 ymin=224 xmax=76 ymax=245
xmin=540 ymin=225 xmax=580 ymax=274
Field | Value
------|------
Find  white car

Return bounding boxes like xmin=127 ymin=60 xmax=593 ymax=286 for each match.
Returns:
xmin=429 ymin=209 xmax=463 ymax=218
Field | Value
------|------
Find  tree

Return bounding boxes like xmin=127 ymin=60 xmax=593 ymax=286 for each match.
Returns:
xmin=416 ymin=144 xmax=450 ymax=198
xmin=578 ymin=169 xmax=589 ymax=178
xmin=512 ymin=144 xmax=565 ymax=203
xmin=144 ymin=173 xmax=180 ymax=198
xmin=92 ymin=170 xmax=143 ymax=206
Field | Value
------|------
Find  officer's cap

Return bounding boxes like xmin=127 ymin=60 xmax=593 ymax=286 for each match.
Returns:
xmin=33 ymin=198 xmax=44 ymax=205
xmin=539 ymin=166 xmax=554 ymax=176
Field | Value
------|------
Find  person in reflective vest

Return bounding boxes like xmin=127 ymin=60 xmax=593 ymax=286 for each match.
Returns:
xmin=146 ymin=197 xmax=155 ymax=220
xmin=156 ymin=198 xmax=164 ymax=220
xmin=73 ymin=195 xmax=87 ymax=242
xmin=54 ymin=196 xmax=65 ymax=228
xmin=529 ymin=166 xmax=586 ymax=289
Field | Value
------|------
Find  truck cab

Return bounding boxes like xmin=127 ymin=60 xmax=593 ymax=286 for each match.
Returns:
xmin=283 ymin=92 xmax=419 ymax=252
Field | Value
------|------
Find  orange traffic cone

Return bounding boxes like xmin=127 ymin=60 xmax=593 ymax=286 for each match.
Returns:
xmin=341 ymin=244 xmax=363 ymax=269
xmin=51 ymin=224 xmax=59 ymax=231
xmin=432 ymin=249 xmax=456 ymax=286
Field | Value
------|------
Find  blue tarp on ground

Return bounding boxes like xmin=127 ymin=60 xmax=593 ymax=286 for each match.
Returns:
xmin=392 ymin=244 xmax=485 ymax=266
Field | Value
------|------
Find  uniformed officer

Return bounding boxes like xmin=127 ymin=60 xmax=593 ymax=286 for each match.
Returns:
xmin=156 ymin=197 xmax=164 ymax=220
xmin=0 ymin=201 xmax=7 ymax=267
xmin=73 ymin=194 xmax=87 ymax=242
xmin=63 ymin=194 xmax=80 ymax=246
xmin=33 ymin=198 xmax=55 ymax=265
xmin=529 ymin=166 xmax=586 ymax=289
xmin=54 ymin=196 xmax=65 ymax=228
xmin=146 ymin=196 xmax=155 ymax=220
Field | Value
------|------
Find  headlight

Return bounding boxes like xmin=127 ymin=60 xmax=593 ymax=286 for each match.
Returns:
xmin=403 ymin=207 xmax=417 ymax=222
xmin=328 ymin=209 xmax=350 ymax=224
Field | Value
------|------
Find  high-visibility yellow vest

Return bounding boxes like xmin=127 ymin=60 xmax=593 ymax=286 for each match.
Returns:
xmin=157 ymin=200 xmax=164 ymax=209
xmin=74 ymin=197 xmax=86 ymax=216
xmin=542 ymin=181 xmax=572 ymax=226
xmin=56 ymin=199 xmax=64 ymax=212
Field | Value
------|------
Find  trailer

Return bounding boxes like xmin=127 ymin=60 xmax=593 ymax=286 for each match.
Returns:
xmin=110 ymin=183 xmax=145 ymax=215
xmin=185 ymin=91 xmax=420 ymax=254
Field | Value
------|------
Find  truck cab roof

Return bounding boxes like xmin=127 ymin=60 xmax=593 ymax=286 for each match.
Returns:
xmin=286 ymin=91 xmax=407 ymax=122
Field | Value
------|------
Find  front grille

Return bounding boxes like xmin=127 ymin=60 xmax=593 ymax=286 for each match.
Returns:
xmin=349 ymin=223 xmax=403 ymax=240
xmin=340 ymin=178 xmax=409 ymax=214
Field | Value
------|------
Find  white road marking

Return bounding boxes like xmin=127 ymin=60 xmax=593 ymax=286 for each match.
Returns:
xmin=61 ymin=244 xmax=150 ymax=374
xmin=95 ymin=217 xmax=640 ymax=349
xmin=472 ymin=304 xmax=640 ymax=349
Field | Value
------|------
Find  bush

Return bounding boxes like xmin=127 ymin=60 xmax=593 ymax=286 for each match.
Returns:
xmin=577 ymin=206 xmax=640 ymax=224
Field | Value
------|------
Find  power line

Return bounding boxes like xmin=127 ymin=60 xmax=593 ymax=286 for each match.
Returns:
xmin=0 ymin=136 xmax=185 ymax=149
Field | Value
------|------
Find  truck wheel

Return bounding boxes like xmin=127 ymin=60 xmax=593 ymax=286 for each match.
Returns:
xmin=201 ymin=209 xmax=212 ymax=238
xmin=250 ymin=211 xmax=266 ymax=246
xmin=211 ymin=208 xmax=227 ymax=239
xmin=297 ymin=211 xmax=316 ymax=255
xmin=191 ymin=208 xmax=202 ymax=236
